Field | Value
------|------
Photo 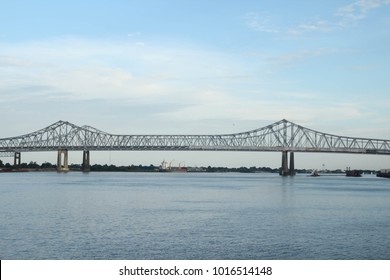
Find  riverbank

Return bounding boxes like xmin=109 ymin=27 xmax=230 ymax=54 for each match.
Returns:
xmin=0 ymin=163 xmax=379 ymax=175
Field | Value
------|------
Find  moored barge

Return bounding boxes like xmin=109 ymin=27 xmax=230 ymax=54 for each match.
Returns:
xmin=377 ymin=169 xmax=390 ymax=178
xmin=345 ymin=168 xmax=362 ymax=177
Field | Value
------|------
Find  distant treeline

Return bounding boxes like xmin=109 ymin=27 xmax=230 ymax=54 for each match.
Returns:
xmin=0 ymin=160 xmax=378 ymax=174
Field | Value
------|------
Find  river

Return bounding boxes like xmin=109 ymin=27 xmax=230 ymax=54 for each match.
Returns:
xmin=0 ymin=172 xmax=389 ymax=259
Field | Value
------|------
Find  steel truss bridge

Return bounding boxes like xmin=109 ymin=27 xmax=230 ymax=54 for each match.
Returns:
xmin=1 ymin=119 xmax=389 ymax=175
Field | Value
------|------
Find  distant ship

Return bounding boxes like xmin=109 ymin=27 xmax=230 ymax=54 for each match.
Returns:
xmin=310 ymin=169 xmax=320 ymax=177
xmin=159 ymin=160 xmax=188 ymax=172
xmin=170 ymin=166 xmax=188 ymax=172
xmin=377 ymin=169 xmax=390 ymax=179
xmin=345 ymin=167 xmax=362 ymax=177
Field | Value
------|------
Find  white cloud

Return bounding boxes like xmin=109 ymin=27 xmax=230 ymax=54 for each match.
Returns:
xmin=335 ymin=0 xmax=389 ymax=27
xmin=0 ymin=36 xmax=381 ymax=137
xmin=266 ymin=48 xmax=341 ymax=69
xmin=244 ymin=12 xmax=279 ymax=33
xmin=249 ymin=0 xmax=390 ymax=35
xmin=287 ymin=18 xmax=334 ymax=35
xmin=0 ymin=38 xmax=243 ymax=102
xmin=0 ymin=37 xmax=257 ymax=134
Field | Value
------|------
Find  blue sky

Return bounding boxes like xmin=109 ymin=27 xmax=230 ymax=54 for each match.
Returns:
xmin=1 ymin=0 xmax=390 ymax=169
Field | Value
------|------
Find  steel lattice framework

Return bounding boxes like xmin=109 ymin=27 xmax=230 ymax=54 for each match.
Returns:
xmin=1 ymin=119 xmax=390 ymax=155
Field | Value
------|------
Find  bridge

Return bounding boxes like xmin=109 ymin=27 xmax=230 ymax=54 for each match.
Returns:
xmin=1 ymin=119 xmax=390 ymax=175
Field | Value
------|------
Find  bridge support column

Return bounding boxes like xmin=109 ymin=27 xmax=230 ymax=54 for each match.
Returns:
xmin=280 ymin=151 xmax=289 ymax=176
xmin=14 ymin=152 xmax=21 ymax=167
xmin=279 ymin=151 xmax=295 ymax=176
xmin=289 ymin=152 xmax=295 ymax=176
xmin=57 ymin=149 xmax=69 ymax=172
xmin=82 ymin=150 xmax=90 ymax=172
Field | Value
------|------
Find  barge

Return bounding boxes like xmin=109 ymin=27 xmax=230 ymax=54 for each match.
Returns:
xmin=345 ymin=168 xmax=362 ymax=177
xmin=377 ymin=169 xmax=390 ymax=179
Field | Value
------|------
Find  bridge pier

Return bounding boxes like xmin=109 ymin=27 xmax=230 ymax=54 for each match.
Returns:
xmin=14 ymin=152 xmax=21 ymax=167
xmin=279 ymin=151 xmax=295 ymax=176
xmin=280 ymin=151 xmax=289 ymax=176
xmin=57 ymin=149 xmax=69 ymax=172
xmin=289 ymin=152 xmax=296 ymax=176
xmin=82 ymin=150 xmax=90 ymax=172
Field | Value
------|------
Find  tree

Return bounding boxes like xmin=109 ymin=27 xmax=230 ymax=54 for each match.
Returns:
xmin=41 ymin=162 xmax=55 ymax=169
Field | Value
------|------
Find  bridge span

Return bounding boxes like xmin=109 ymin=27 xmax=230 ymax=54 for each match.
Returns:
xmin=1 ymin=119 xmax=390 ymax=175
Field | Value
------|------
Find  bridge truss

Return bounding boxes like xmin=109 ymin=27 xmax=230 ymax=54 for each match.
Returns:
xmin=1 ymin=119 xmax=389 ymax=174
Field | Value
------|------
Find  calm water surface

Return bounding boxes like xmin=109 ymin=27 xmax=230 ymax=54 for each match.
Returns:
xmin=0 ymin=172 xmax=389 ymax=259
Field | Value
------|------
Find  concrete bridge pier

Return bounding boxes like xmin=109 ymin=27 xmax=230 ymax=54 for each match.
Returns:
xmin=280 ymin=151 xmax=289 ymax=176
xmin=82 ymin=150 xmax=90 ymax=172
xmin=289 ymin=152 xmax=296 ymax=176
xmin=57 ymin=149 xmax=69 ymax=172
xmin=279 ymin=151 xmax=295 ymax=176
xmin=14 ymin=152 xmax=21 ymax=167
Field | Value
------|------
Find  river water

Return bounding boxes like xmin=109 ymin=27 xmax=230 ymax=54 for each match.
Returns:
xmin=0 ymin=172 xmax=389 ymax=260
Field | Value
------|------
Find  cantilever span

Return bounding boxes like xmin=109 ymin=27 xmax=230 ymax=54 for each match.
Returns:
xmin=1 ymin=119 xmax=390 ymax=174
xmin=1 ymin=119 xmax=390 ymax=153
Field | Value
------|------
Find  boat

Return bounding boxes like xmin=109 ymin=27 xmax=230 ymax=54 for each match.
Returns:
xmin=310 ymin=169 xmax=320 ymax=177
xmin=170 ymin=166 xmax=188 ymax=172
xmin=345 ymin=167 xmax=362 ymax=177
xmin=158 ymin=160 xmax=188 ymax=172
xmin=377 ymin=169 xmax=390 ymax=179
xmin=158 ymin=160 xmax=170 ymax=172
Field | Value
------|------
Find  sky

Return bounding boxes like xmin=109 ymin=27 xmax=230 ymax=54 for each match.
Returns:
xmin=1 ymin=0 xmax=390 ymax=169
